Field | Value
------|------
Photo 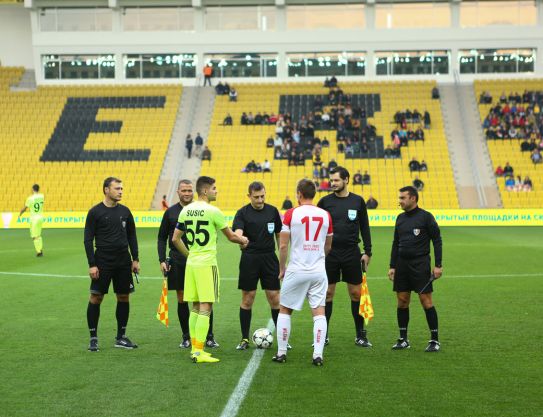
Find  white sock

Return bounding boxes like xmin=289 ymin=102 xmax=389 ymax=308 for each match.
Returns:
xmin=276 ymin=313 xmax=291 ymax=356
xmin=313 ymin=315 xmax=327 ymax=359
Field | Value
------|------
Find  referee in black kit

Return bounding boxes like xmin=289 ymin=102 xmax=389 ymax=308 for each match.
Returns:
xmin=84 ymin=177 xmax=140 ymax=352
xmin=317 ymin=166 xmax=373 ymax=347
xmin=388 ymin=186 xmax=443 ymax=352
xmin=233 ymin=182 xmax=283 ymax=350
xmin=157 ymin=179 xmax=218 ymax=349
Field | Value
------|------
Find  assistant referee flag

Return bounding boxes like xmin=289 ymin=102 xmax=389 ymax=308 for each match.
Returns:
xmin=359 ymin=272 xmax=374 ymax=325
xmin=156 ymin=280 xmax=169 ymax=327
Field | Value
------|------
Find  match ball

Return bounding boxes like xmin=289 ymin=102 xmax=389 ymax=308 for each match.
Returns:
xmin=252 ymin=328 xmax=273 ymax=349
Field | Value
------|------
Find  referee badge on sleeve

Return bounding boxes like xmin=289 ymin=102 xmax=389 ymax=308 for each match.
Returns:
xmin=348 ymin=210 xmax=357 ymax=221
xmin=267 ymin=222 xmax=275 ymax=233
xmin=413 ymin=229 xmax=420 ymax=236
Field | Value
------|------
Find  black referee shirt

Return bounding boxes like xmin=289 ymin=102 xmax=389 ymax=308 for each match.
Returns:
xmin=232 ymin=203 xmax=282 ymax=254
xmin=389 ymin=206 xmax=442 ymax=268
xmin=83 ymin=202 xmax=138 ymax=267
xmin=317 ymin=192 xmax=372 ymax=256
xmin=157 ymin=203 xmax=190 ymax=263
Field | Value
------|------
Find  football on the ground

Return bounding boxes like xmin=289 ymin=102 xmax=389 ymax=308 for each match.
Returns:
xmin=252 ymin=328 xmax=273 ymax=349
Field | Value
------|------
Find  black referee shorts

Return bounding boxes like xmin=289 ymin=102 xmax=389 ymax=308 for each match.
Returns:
xmin=325 ymin=246 xmax=363 ymax=285
xmin=393 ymin=256 xmax=433 ymax=293
xmin=238 ymin=252 xmax=280 ymax=292
xmin=90 ymin=251 xmax=134 ymax=295
xmin=167 ymin=254 xmax=187 ymax=291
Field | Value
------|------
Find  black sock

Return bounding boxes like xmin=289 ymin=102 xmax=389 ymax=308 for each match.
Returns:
xmin=116 ymin=301 xmax=129 ymax=339
xmin=325 ymin=301 xmax=333 ymax=338
xmin=424 ymin=306 xmax=439 ymax=341
xmin=207 ymin=310 xmax=214 ymax=337
xmin=178 ymin=302 xmax=190 ymax=336
xmin=397 ymin=307 xmax=409 ymax=340
xmin=351 ymin=300 xmax=365 ymax=337
xmin=240 ymin=307 xmax=252 ymax=339
xmin=87 ymin=302 xmax=100 ymax=338
xmin=271 ymin=308 xmax=279 ymax=328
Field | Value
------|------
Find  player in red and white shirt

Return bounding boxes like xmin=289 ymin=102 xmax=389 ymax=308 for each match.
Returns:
xmin=273 ymin=179 xmax=333 ymax=366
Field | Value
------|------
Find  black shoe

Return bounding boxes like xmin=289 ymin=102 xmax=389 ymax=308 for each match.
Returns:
xmin=425 ymin=340 xmax=441 ymax=352
xmin=354 ymin=335 xmax=373 ymax=348
xmin=36 ymin=251 xmax=43 ymax=257
xmin=287 ymin=343 xmax=293 ymax=350
xmin=272 ymin=353 xmax=287 ymax=363
xmin=115 ymin=336 xmax=138 ymax=349
xmin=236 ymin=338 xmax=250 ymax=350
xmin=205 ymin=335 xmax=220 ymax=348
xmin=392 ymin=338 xmax=410 ymax=350
xmin=88 ymin=337 xmax=99 ymax=352
xmin=312 ymin=357 xmax=324 ymax=367
xmin=179 ymin=334 xmax=191 ymax=349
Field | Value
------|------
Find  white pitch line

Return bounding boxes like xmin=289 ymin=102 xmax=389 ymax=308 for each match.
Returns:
xmin=219 ymin=319 xmax=274 ymax=417
xmin=1 ymin=271 xmax=543 ymax=281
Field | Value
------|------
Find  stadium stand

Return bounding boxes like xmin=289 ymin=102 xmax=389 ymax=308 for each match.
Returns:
xmin=201 ymin=81 xmax=458 ymax=210
xmin=0 ymin=66 xmax=181 ymax=211
xmin=475 ymin=79 xmax=543 ymax=208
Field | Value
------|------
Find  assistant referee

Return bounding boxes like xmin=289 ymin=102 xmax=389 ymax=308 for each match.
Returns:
xmin=388 ymin=186 xmax=443 ymax=352
xmin=317 ymin=166 xmax=373 ymax=347
xmin=157 ymin=179 xmax=219 ymax=349
xmin=233 ymin=182 xmax=283 ymax=350
xmin=84 ymin=177 xmax=140 ymax=352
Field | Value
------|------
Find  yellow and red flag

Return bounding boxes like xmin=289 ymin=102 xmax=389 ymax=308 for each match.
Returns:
xmin=156 ymin=279 xmax=169 ymax=327
xmin=359 ymin=272 xmax=374 ymax=325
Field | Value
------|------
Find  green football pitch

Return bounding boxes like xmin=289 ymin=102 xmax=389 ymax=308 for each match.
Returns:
xmin=0 ymin=227 xmax=541 ymax=417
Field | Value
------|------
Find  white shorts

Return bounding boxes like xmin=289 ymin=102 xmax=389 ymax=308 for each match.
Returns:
xmin=280 ymin=271 xmax=328 ymax=311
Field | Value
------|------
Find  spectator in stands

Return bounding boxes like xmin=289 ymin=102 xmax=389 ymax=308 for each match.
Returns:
xmin=523 ymin=176 xmax=533 ymax=191
xmin=415 ymin=127 xmax=425 ymax=141
xmin=505 ymin=176 xmax=515 ymax=191
xmin=247 ymin=112 xmax=255 ymax=125
xmin=215 ymin=82 xmax=225 ymax=95
xmin=366 ymin=195 xmax=378 ymax=209
xmin=531 ymin=149 xmax=542 ymax=164
xmin=203 ymin=64 xmax=213 ymax=86
xmin=521 ymin=139 xmax=531 ymax=151
xmin=263 ymin=159 xmax=271 ymax=173
xmin=503 ymin=162 xmax=514 ymax=176
xmin=223 ymin=113 xmax=233 ymax=126
xmin=324 ymin=77 xmax=331 ymax=88
xmin=424 ymin=111 xmax=431 ymax=129
xmin=313 ymin=154 xmax=323 ymax=167
xmin=266 ymin=136 xmax=274 ymax=148
xmin=432 ymin=87 xmax=440 ymax=99
xmin=495 ymin=165 xmax=504 ymax=176
xmin=223 ymin=82 xmax=230 ymax=95
xmin=480 ymin=91 xmax=492 ymax=104
xmin=328 ymin=159 xmax=338 ymax=170
xmin=201 ymin=146 xmax=212 ymax=161
xmin=384 ymin=145 xmax=394 ymax=159
xmin=353 ymin=170 xmax=363 ymax=185
xmin=281 ymin=196 xmax=293 ymax=210
xmin=241 ymin=112 xmax=248 ymax=125
xmin=185 ymin=134 xmax=193 ymax=159
xmin=194 ymin=133 xmax=204 ymax=157
xmin=318 ymin=179 xmax=331 ymax=192
xmin=229 ymin=88 xmax=238 ymax=102
xmin=409 ymin=157 xmax=421 ymax=172
xmin=329 ymin=76 xmax=338 ymax=87
xmin=499 ymin=92 xmax=507 ymax=104
xmin=413 ymin=177 xmax=424 ymax=191
xmin=362 ymin=171 xmax=371 ymax=185
xmin=161 ymin=195 xmax=168 ymax=211
xmin=420 ymin=160 xmax=428 ymax=172
xmin=319 ymin=165 xmax=329 ymax=179
xmin=513 ymin=175 xmax=523 ymax=192
xmin=322 ymin=137 xmax=329 ymax=147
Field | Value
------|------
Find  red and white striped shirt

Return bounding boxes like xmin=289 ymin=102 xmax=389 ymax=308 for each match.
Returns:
xmin=282 ymin=204 xmax=333 ymax=274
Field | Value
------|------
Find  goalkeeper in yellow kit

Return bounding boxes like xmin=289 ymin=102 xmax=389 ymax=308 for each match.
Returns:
xmin=18 ymin=184 xmax=45 ymax=257
xmin=172 ymin=176 xmax=248 ymax=363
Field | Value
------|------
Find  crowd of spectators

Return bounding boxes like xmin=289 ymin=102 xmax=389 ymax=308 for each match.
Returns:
xmin=495 ymin=162 xmax=533 ymax=191
xmin=408 ymin=157 xmax=428 ymax=172
xmin=241 ymin=159 xmax=271 ymax=173
xmin=482 ymin=90 xmax=543 ymax=140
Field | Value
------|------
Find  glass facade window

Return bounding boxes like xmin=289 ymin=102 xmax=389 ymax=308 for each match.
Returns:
xmin=287 ymin=52 xmax=366 ymax=77
xmin=375 ymin=51 xmax=449 ymax=76
xmin=375 ymin=3 xmax=450 ymax=29
xmin=124 ymin=54 xmax=196 ymax=79
xmin=42 ymin=55 xmax=115 ymax=79
xmin=286 ymin=5 xmax=364 ymax=30
xmin=205 ymin=7 xmax=276 ymax=31
xmin=459 ymin=49 xmax=536 ymax=74
xmin=39 ymin=8 xmax=113 ymax=31
xmin=460 ymin=1 xmax=537 ymax=27
xmin=122 ymin=7 xmax=194 ymax=31
xmin=204 ymin=54 xmax=277 ymax=78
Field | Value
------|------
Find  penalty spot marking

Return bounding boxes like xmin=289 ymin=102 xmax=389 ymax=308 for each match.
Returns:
xmin=219 ymin=319 xmax=274 ymax=417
